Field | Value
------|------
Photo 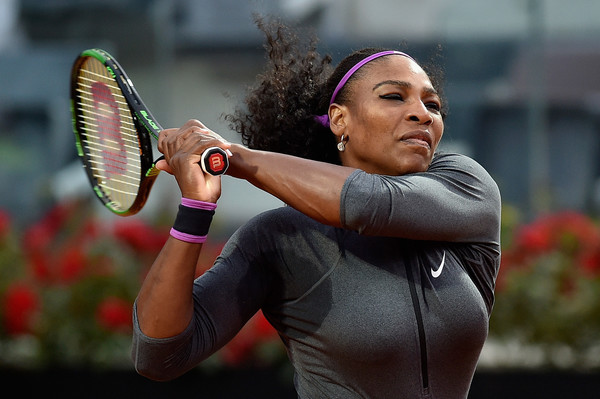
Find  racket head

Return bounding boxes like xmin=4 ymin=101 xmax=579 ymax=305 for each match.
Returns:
xmin=70 ymin=48 xmax=160 ymax=216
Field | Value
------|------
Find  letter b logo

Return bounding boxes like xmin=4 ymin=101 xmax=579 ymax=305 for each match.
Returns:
xmin=201 ymin=147 xmax=229 ymax=175
xmin=210 ymin=153 xmax=224 ymax=171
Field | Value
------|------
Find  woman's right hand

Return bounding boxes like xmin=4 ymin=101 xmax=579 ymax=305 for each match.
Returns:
xmin=156 ymin=119 xmax=231 ymax=203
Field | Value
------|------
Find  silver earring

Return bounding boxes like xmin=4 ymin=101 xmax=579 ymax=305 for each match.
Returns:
xmin=337 ymin=135 xmax=346 ymax=152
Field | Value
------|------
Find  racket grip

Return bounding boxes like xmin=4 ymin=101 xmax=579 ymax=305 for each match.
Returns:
xmin=200 ymin=147 xmax=229 ymax=176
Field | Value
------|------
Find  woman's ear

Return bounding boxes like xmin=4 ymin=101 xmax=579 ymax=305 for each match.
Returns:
xmin=329 ymin=104 xmax=347 ymax=138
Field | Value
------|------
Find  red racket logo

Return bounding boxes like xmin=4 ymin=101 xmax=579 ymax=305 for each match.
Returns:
xmin=209 ymin=153 xmax=225 ymax=172
xmin=91 ymin=82 xmax=127 ymax=176
xmin=201 ymin=147 xmax=229 ymax=175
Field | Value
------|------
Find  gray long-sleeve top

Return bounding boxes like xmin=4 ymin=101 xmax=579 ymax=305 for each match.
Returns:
xmin=132 ymin=153 xmax=502 ymax=399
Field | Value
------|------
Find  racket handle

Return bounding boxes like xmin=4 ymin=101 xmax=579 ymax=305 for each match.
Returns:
xmin=200 ymin=147 xmax=229 ymax=176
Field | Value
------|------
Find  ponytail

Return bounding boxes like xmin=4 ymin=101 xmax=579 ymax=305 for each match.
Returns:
xmin=225 ymin=18 xmax=340 ymax=164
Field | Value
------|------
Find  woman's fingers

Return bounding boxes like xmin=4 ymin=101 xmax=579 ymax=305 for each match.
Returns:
xmin=155 ymin=120 xmax=227 ymax=202
xmin=158 ymin=120 xmax=231 ymax=161
xmin=155 ymin=158 xmax=173 ymax=174
xmin=157 ymin=128 xmax=179 ymax=156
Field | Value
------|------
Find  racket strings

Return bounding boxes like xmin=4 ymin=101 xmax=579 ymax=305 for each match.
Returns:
xmin=75 ymin=57 xmax=143 ymax=211
xmin=77 ymin=113 xmax=140 ymax=153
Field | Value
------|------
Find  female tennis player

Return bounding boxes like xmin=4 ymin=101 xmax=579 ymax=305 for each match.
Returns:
xmin=132 ymin=19 xmax=501 ymax=399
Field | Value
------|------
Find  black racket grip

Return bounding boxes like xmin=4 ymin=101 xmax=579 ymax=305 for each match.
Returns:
xmin=200 ymin=147 xmax=229 ymax=175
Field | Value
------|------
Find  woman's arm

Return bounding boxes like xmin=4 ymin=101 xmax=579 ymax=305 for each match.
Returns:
xmin=133 ymin=218 xmax=273 ymax=381
xmin=154 ymin=121 xmax=499 ymax=243
xmin=340 ymin=153 xmax=502 ymax=242
xmin=136 ymin=121 xmax=225 ymax=338
xmin=226 ymin=144 xmax=354 ymax=227
xmin=229 ymin=146 xmax=500 ymax=243
xmin=135 ymin=238 xmax=201 ymax=338
xmin=226 ymin=142 xmax=499 ymax=243
xmin=155 ymin=119 xmax=355 ymax=227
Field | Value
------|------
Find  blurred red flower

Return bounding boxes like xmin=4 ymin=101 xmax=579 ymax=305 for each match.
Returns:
xmin=22 ymin=223 xmax=54 ymax=255
xmin=506 ymin=211 xmax=600 ymax=271
xmin=578 ymin=247 xmax=600 ymax=276
xmin=515 ymin=222 xmax=553 ymax=253
xmin=113 ymin=219 xmax=168 ymax=254
xmin=96 ymin=297 xmax=133 ymax=332
xmin=22 ymin=203 xmax=71 ymax=253
xmin=58 ymin=246 xmax=87 ymax=283
xmin=2 ymin=282 xmax=39 ymax=335
xmin=28 ymin=251 xmax=51 ymax=281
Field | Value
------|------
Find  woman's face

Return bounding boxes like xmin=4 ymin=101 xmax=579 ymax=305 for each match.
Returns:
xmin=332 ymin=55 xmax=444 ymax=175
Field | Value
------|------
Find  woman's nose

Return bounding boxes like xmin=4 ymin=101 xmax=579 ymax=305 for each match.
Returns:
xmin=407 ymin=102 xmax=433 ymax=125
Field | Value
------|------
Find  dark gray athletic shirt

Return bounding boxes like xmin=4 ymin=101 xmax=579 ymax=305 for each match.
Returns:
xmin=132 ymin=153 xmax=501 ymax=399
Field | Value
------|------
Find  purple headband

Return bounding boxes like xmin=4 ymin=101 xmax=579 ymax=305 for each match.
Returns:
xmin=314 ymin=50 xmax=414 ymax=128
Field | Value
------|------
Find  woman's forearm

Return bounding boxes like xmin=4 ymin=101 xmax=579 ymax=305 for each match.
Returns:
xmin=135 ymin=238 xmax=202 ymax=338
xmin=227 ymin=144 xmax=354 ymax=227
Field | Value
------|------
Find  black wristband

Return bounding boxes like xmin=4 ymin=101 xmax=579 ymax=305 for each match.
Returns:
xmin=172 ymin=204 xmax=215 ymax=237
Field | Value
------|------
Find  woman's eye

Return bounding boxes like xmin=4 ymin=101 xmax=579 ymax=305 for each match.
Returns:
xmin=426 ymin=102 xmax=441 ymax=112
xmin=380 ymin=94 xmax=404 ymax=101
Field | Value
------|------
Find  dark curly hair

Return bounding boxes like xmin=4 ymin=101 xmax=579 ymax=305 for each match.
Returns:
xmin=225 ymin=18 xmax=447 ymax=165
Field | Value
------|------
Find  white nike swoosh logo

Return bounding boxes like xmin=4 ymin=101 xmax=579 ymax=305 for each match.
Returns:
xmin=431 ymin=251 xmax=446 ymax=278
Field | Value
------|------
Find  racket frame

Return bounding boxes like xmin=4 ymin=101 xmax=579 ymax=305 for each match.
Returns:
xmin=71 ymin=48 xmax=165 ymax=216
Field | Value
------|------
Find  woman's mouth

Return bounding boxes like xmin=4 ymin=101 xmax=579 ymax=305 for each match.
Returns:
xmin=400 ymin=130 xmax=432 ymax=149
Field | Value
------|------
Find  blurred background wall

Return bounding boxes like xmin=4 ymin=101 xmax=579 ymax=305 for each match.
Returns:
xmin=1 ymin=0 xmax=599 ymax=230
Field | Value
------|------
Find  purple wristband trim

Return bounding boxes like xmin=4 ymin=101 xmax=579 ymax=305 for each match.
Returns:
xmin=170 ymin=228 xmax=208 ymax=244
xmin=181 ymin=197 xmax=217 ymax=211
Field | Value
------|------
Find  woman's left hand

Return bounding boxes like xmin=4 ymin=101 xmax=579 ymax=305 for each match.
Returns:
xmin=156 ymin=119 xmax=231 ymax=202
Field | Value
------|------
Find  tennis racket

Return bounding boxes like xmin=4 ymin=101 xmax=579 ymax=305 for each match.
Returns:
xmin=70 ymin=48 xmax=229 ymax=216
